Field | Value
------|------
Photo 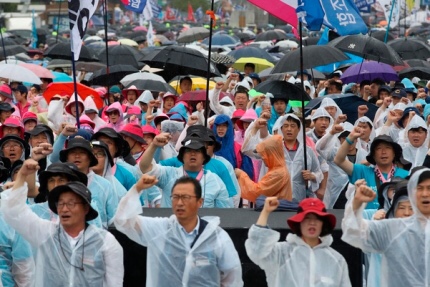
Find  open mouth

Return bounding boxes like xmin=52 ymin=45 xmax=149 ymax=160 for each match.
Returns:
xmin=308 ymin=227 xmax=316 ymax=234
xmin=73 ymin=161 xmax=81 ymax=166
xmin=422 ymin=200 xmax=430 ymax=205
xmin=61 ymin=215 xmax=71 ymax=220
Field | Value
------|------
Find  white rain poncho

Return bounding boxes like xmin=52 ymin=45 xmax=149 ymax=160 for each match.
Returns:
xmin=209 ymin=88 xmax=235 ymax=117
xmin=83 ymin=97 xmax=106 ymax=131
xmin=0 ymin=212 xmax=34 ymax=287
xmin=342 ymin=168 xmax=430 ymax=287
xmin=354 ymin=116 xmax=376 ymax=164
xmin=243 ymin=114 xmax=323 ymax=201
xmin=1 ymin=183 xmax=124 ymax=287
xmin=160 ymin=120 xmax=184 ymax=160
xmin=316 ymin=122 xmax=362 ymax=208
xmin=375 ymin=103 xmax=406 ymax=142
xmin=245 ymin=225 xmax=351 ymax=287
xmin=113 ymin=186 xmax=243 ymax=287
xmin=319 ymin=97 xmax=342 ymax=120
xmin=400 ymin=115 xmax=429 ymax=169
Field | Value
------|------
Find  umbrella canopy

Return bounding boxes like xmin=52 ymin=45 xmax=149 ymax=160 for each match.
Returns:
xmin=90 ymin=64 xmax=139 ymax=86
xmin=118 ymin=38 xmax=139 ymax=47
xmin=233 ymin=57 xmax=274 ymax=73
xmin=19 ymin=63 xmax=54 ymax=79
xmin=303 ymin=37 xmax=321 ymax=46
xmin=0 ymin=45 xmax=27 ymax=58
xmin=201 ymin=34 xmax=240 ymax=48
xmin=141 ymin=46 xmax=220 ymax=81
xmin=328 ymin=34 xmax=403 ymax=66
xmin=52 ymin=71 xmax=73 ymax=82
xmin=369 ymin=30 xmax=396 ymax=42
xmin=44 ymin=42 xmax=99 ymax=62
xmin=399 ymin=67 xmax=430 ymax=80
xmin=0 ymin=64 xmax=42 ymax=84
xmin=170 ymin=77 xmax=216 ymax=94
xmin=44 ymin=82 xmax=103 ymax=109
xmin=98 ymin=45 xmax=143 ymax=69
xmin=255 ymin=30 xmax=287 ymax=42
xmin=271 ymin=46 xmax=349 ymax=73
xmin=275 ymin=39 xmax=299 ymax=50
xmin=210 ymin=53 xmax=236 ymax=64
xmin=125 ymin=79 xmax=176 ymax=93
xmin=228 ymin=47 xmax=275 ymax=63
xmin=76 ymin=61 xmax=106 ymax=72
xmin=180 ymin=90 xmax=229 ymax=102
xmin=177 ymin=27 xmax=210 ymax=44
xmin=388 ymin=38 xmax=430 ymax=60
xmin=305 ymin=93 xmax=378 ymax=124
xmin=120 ymin=72 xmax=166 ymax=87
xmin=340 ymin=61 xmax=399 ymax=84
xmin=0 ymin=38 xmax=17 ymax=46
xmin=254 ymin=80 xmax=311 ymax=107
xmin=404 ymin=59 xmax=430 ymax=68
xmin=47 ymin=59 xmax=72 ymax=70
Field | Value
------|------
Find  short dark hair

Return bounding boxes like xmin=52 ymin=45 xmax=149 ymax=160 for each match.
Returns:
xmin=313 ymin=116 xmax=331 ymax=123
xmin=360 ymin=80 xmax=371 ymax=89
xmin=244 ymin=63 xmax=255 ymax=70
xmin=418 ymin=170 xmax=430 ymax=185
xmin=371 ymin=78 xmax=385 ymax=86
xmin=284 ymin=116 xmax=301 ymax=128
xmin=172 ymin=176 xmax=202 ymax=198
xmin=180 ymin=77 xmax=192 ymax=85
xmin=357 ymin=121 xmax=373 ymax=129
xmin=234 ymin=90 xmax=249 ymax=98
xmin=328 ymin=79 xmax=343 ymax=92
xmin=293 ymin=215 xmax=333 ymax=237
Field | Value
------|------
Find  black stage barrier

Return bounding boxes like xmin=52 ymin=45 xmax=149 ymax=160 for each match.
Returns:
xmin=109 ymin=208 xmax=362 ymax=287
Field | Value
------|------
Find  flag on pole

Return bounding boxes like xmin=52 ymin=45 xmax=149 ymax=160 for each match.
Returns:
xmin=147 ymin=21 xmax=154 ymax=46
xmin=31 ymin=10 xmax=38 ymax=49
xmin=378 ymin=0 xmax=401 ymax=28
xmin=68 ymin=0 xmax=99 ymax=61
xmin=143 ymin=0 xmax=153 ymax=20
xmin=121 ymin=0 xmax=148 ymax=13
xmin=246 ymin=0 xmax=298 ymax=28
xmin=187 ymin=2 xmax=196 ymax=22
xmin=296 ymin=0 xmax=324 ymax=31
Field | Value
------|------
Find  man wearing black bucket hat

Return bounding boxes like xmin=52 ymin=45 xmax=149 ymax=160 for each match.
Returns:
xmin=1 ymin=159 xmax=124 ymax=286
xmin=335 ymin=128 xmax=409 ymax=209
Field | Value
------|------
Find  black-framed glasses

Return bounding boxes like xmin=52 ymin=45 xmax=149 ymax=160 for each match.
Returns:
xmin=93 ymin=151 xmax=106 ymax=158
xmin=170 ymin=194 xmax=198 ymax=202
xmin=56 ymin=201 xmax=84 ymax=210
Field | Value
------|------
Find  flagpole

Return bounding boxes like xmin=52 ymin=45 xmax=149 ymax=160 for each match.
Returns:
xmin=298 ymin=21 xmax=307 ymax=171
xmin=55 ymin=0 xmax=62 ymax=44
xmin=70 ymin=49 xmax=81 ymax=128
xmin=384 ymin=0 xmax=396 ymax=43
xmin=103 ymin=0 xmax=110 ymax=91
xmin=0 ymin=25 xmax=7 ymax=63
xmin=204 ymin=0 xmax=215 ymax=127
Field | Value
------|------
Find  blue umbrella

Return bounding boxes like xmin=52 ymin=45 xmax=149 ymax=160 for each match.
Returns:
xmin=52 ymin=71 xmax=73 ymax=82
xmin=340 ymin=61 xmax=399 ymax=84
xmin=201 ymin=34 xmax=240 ymax=47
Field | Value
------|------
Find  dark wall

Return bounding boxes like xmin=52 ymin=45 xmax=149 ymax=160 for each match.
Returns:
xmin=109 ymin=208 xmax=362 ymax=287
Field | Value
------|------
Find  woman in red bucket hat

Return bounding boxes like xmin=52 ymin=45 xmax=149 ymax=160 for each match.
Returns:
xmin=245 ymin=197 xmax=351 ymax=287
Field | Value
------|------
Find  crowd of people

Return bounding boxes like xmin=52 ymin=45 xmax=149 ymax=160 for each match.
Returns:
xmin=0 ymin=42 xmax=429 ymax=285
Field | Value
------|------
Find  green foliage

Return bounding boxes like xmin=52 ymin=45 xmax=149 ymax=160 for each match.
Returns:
xmin=169 ymin=0 xmax=211 ymax=12
xmin=2 ymin=3 xmax=18 ymax=12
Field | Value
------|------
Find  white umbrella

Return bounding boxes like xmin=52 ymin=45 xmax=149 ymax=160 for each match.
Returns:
xmin=275 ymin=40 xmax=299 ymax=49
xmin=120 ymin=71 xmax=166 ymax=86
xmin=0 ymin=63 xmax=42 ymax=84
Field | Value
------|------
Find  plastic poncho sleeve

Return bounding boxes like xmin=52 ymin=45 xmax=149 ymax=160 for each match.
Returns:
xmin=47 ymin=99 xmax=65 ymax=132
xmin=241 ymin=121 xmax=268 ymax=158
xmin=11 ymin=230 xmax=35 ymax=287
xmin=50 ymin=133 xmax=67 ymax=163
xmin=1 ymin=183 xmax=55 ymax=247
xmin=209 ymin=88 xmax=233 ymax=117
xmin=102 ymin=232 xmax=124 ymax=287
xmin=315 ymin=133 xmax=338 ymax=162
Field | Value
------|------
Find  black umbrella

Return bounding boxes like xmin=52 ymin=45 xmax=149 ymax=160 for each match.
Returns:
xmin=254 ymin=80 xmax=311 ymax=107
xmin=177 ymin=27 xmax=210 ymax=44
xmin=369 ymin=30 xmax=396 ymax=42
xmin=404 ymin=59 xmax=430 ymax=68
xmin=303 ymin=37 xmax=320 ymax=46
xmin=141 ymin=46 xmax=220 ymax=81
xmin=271 ymin=46 xmax=349 ymax=73
xmin=98 ymin=45 xmax=144 ymax=69
xmin=0 ymin=38 xmax=17 ymax=46
xmin=328 ymin=34 xmax=403 ymax=66
xmin=0 ymin=45 xmax=27 ymax=58
xmin=90 ymin=64 xmax=139 ymax=86
xmin=399 ymin=67 xmax=430 ymax=80
xmin=255 ymin=30 xmax=287 ymax=42
xmin=76 ymin=61 xmax=106 ymax=72
xmin=228 ymin=47 xmax=275 ymax=63
xmin=388 ymin=38 xmax=430 ymax=60
xmin=44 ymin=42 xmax=98 ymax=62
xmin=304 ymin=93 xmax=378 ymax=124
xmin=125 ymin=79 xmax=177 ymax=93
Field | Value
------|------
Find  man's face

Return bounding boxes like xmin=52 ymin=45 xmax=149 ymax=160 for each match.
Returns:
xmin=379 ymin=91 xmax=390 ymax=100
xmin=3 ymin=126 xmax=19 ymax=137
xmin=182 ymin=148 xmax=205 ymax=171
xmin=0 ymin=111 xmax=11 ymax=123
xmin=299 ymin=213 xmax=323 ymax=240
xmin=180 ymin=79 xmax=192 ymax=93
xmin=24 ymin=120 xmax=37 ymax=132
xmin=127 ymin=91 xmax=137 ymax=104
xmin=392 ymin=96 xmax=401 ymax=105
xmin=57 ymin=191 xmax=89 ymax=230
xmin=164 ymin=97 xmax=175 ymax=110
xmin=327 ymin=84 xmax=339 ymax=95
xmin=244 ymin=66 xmax=254 ymax=75
xmin=91 ymin=147 xmax=107 ymax=175
xmin=2 ymin=140 xmax=23 ymax=163
xmin=324 ymin=106 xmax=337 ymax=119
xmin=416 ymin=178 xmax=430 ymax=217
xmin=29 ymin=133 xmax=49 ymax=148
xmin=313 ymin=117 xmax=330 ymax=135
xmin=143 ymin=134 xmax=154 ymax=146
xmin=408 ymin=128 xmax=427 ymax=148
xmin=47 ymin=174 xmax=70 ymax=192
xmin=274 ymin=100 xmax=287 ymax=115
xmin=97 ymin=135 xmax=117 ymax=158
xmin=370 ymin=83 xmax=380 ymax=96
xmin=281 ymin=120 xmax=300 ymax=142
xmin=139 ymin=102 xmax=148 ymax=113
xmin=13 ymin=91 xmax=24 ymax=102
xmin=171 ymin=182 xmax=203 ymax=222
xmin=357 ymin=122 xmax=372 ymax=141
xmin=66 ymin=148 xmax=91 ymax=173
xmin=373 ymin=142 xmax=395 ymax=166
xmin=234 ymin=93 xmax=248 ymax=110
xmin=395 ymin=200 xmax=413 ymax=218
xmin=216 ymin=123 xmax=228 ymax=138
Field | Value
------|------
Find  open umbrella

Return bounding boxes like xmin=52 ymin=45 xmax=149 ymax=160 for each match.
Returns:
xmin=328 ymin=34 xmax=403 ymax=66
xmin=399 ymin=67 xmax=430 ymax=80
xmin=44 ymin=42 xmax=99 ymax=62
xmin=201 ymin=34 xmax=240 ymax=48
xmin=0 ymin=45 xmax=27 ymax=58
xmin=0 ymin=64 xmax=42 ymax=84
xmin=0 ymin=38 xmax=17 ymax=46
xmin=43 ymin=82 xmax=103 ymax=109
xmin=52 ymin=71 xmax=73 ymax=82
xmin=170 ymin=77 xmax=216 ymax=93
xmin=388 ymin=38 xmax=430 ymax=60
xmin=254 ymin=80 xmax=311 ymax=107
xmin=271 ymin=46 xmax=349 ymax=73
xmin=90 ymin=64 xmax=139 ymax=86
xmin=47 ymin=59 xmax=72 ymax=70
xmin=76 ymin=61 xmax=106 ymax=72
xmin=118 ymin=39 xmax=139 ymax=47
xmin=141 ymin=46 xmax=220 ymax=81
xmin=210 ymin=53 xmax=236 ymax=64
xmin=125 ymin=79 xmax=176 ymax=93
xmin=369 ymin=30 xmax=396 ymax=42
xmin=19 ymin=63 xmax=54 ymax=79
xmin=99 ymin=45 xmax=143 ymax=69
xmin=177 ymin=27 xmax=210 ymax=44
xmin=233 ymin=57 xmax=274 ymax=73
xmin=120 ymin=72 xmax=166 ymax=87
xmin=404 ymin=59 xmax=430 ymax=68
xmin=340 ymin=61 xmax=399 ymax=84
xmin=305 ymin=93 xmax=378 ymax=124
xmin=228 ymin=47 xmax=275 ymax=63
xmin=255 ymin=30 xmax=287 ymax=42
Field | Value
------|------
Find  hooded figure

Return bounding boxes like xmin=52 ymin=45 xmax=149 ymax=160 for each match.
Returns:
xmin=104 ymin=102 xmax=125 ymax=132
xmin=400 ymin=115 xmax=429 ymax=169
xmin=236 ymin=135 xmax=292 ymax=202
xmin=83 ymin=96 xmax=106 ymax=131
xmin=135 ymin=91 xmax=155 ymax=126
xmin=341 ymin=168 xmax=430 ymax=287
xmin=209 ymin=87 xmax=236 ymax=117
xmin=319 ymin=97 xmax=342 ymax=121
xmin=213 ymin=115 xmax=254 ymax=180
xmin=354 ymin=116 xmax=376 ymax=163
xmin=159 ymin=120 xmax=184 ymax=161
xmin=307 ymin=107 xmax=334 ymax=143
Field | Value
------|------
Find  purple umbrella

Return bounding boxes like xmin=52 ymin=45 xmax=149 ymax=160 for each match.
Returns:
xmin=340 ymin=61 xmax=399 ymax=84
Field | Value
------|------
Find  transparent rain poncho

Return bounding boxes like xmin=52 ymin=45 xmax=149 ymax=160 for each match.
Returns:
xmin=160 ymin=120 xmax=185 ymax=160
xmin=400 ymin=115 xmax=429 ymax=169
xmin=113 ymin=186 xmax=243 ymax=287
xmin=342 ymin=168 xmax=430 ymax=287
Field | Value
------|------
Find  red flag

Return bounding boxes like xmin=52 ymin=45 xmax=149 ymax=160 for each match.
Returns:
xmin=247 ymin=0 xmax=297 ymax=28
xmin=187 ymin=2 xmax=196 ymax=22
xmin=165 ymin=6 xmax=176 ymax=21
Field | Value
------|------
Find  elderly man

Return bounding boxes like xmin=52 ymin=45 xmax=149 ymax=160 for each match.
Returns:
xmin=114 ymin=175 xmax=243 ymax=286
xmin=1 ymin=159 xmax=123 ymax=286
xmin=139 ymin=134 xmax=232 ymax=208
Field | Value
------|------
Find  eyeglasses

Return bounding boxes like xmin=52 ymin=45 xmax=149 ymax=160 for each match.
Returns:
xmin=93 ymin=151 xmax=106 ymax=158
xmin=170 ymin=194 xmax=198 ymax=202
xmin=106 ymin=111 xmax=119 ymax=116
xmin=2 ymin=143 xmax=21 ymax=149
xmin=56 ymin=201 xmax=84 ymax=209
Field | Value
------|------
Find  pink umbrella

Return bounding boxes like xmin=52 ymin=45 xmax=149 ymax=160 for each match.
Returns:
xmin=108 ymin=41 xmax=120 ymax=46
xmin=19 ymin=63 xmax=54 ymax=79
xmin=133 ymin=26 xmax=147 ymax=32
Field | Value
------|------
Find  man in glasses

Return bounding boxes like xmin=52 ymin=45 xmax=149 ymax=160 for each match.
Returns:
xmin=2 ymin=158 xmax=124 ymax=286
xmin=114 ymin=175 xmax=242 ymax=286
